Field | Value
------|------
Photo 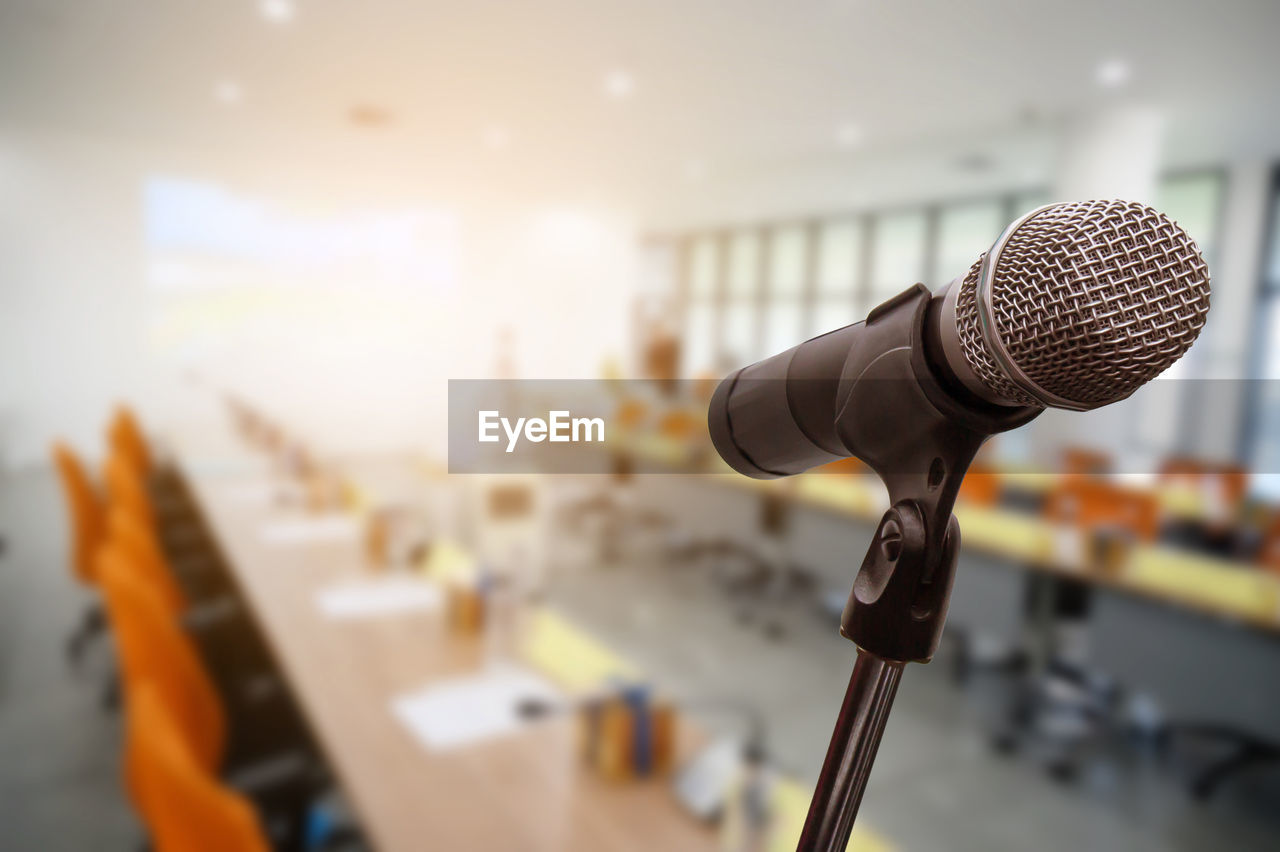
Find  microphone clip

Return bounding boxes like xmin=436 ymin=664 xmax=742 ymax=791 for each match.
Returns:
xmin=831 ymin=285 xmax=1036 ymax=662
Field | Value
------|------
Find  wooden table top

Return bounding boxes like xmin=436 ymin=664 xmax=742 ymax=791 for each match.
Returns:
xmin=170 ymin=431 xmax=717 ymax=852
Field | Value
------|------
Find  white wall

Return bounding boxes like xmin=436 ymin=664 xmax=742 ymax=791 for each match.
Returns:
xmin=0 ymin=128 xmax=636 ymax=468
xmin=0 ymin=131 xmax=152 ymax=468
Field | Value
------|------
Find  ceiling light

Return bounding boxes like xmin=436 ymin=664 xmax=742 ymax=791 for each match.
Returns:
xmin=482 ymin=126 xmax=510 ymax=150
xmin=213 ymin=80 xmax=243 ymax=105
xmin=348 ymin=104 xmax=392 ymax=128
xmin=836 ymin=122 xmax=862 ymax=147
xmin=261 ymin=0 xmax=296 ymax=23
xmin=602 ymin=69 xmax=636 ymax=99
xmin=1095 ymin=58 xmax=1131 ymax=88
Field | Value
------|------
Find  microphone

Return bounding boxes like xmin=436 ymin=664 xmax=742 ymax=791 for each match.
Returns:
xmin=708 ymin=199 xmax=1211 ymax=479
xmin=704 ymin=198 xmax=1212 ymax=851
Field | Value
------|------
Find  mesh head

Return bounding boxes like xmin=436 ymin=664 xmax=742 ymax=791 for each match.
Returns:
xmin=954 ymin=199 xmax=1211 ymax=410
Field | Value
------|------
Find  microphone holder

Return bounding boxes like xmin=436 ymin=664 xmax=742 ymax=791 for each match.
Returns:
xmin=797 ymin=286 xmax=1037 ymax=850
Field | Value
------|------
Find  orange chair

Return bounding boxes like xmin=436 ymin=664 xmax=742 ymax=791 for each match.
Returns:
xmin=99 ymin=544 xmax=226 ymax=774
xmin=657 ymin=409 xmax=702 ymax=442
xmin=109 ymin=406 xmax=152 ymax=479
xmin=1060 ymin=447 xmax=1113 ymax=477
xmin=106 ymin=505 xmax=188 ymax=617
xmin=101 ymin=543 xmax=328 ymax=847
xmin=1045 ymin=476 xmax=1160 ymax=543
xmin=1158 ymin=457 xmax=1249 ymax=508
xmin=1260 ymin=513 xmax=1280 ymax=577
xmin=126 ymin=682 xmax=269 ymax=852
xmin=614 ymin=398 xmax=649 ymax=430
xmin=813 ymin=456 xmax=868 ymax=475
xmin=52 ymin=442 xmax=105 ymax=587
xmin=958 ymin=469 xmax=1001 ymax=506
xmin=104 ymin=450 xmax=156 ymax=531
xmin=52 ymin=442 xmax=110 ymax=665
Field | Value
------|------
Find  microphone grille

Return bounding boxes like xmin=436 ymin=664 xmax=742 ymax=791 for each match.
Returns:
xmin=955 ymin=199 xmax=1211 ymax=410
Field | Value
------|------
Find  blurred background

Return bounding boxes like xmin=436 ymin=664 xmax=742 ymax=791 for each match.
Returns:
xmin=4 ymin=1 xmax=1280 ymax=850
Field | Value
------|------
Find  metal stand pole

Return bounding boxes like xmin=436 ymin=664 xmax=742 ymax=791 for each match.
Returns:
xmin=797 ymin=651 xmax=904 ymax=851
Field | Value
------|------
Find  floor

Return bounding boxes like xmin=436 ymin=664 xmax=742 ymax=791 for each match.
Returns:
xmin=545 ymin=530 xmax=1280 ymax=852
xmin=0 ymin=469 xmax=139 ymax=851
xmin=2 ymin=467 xmax=1279 ymax=851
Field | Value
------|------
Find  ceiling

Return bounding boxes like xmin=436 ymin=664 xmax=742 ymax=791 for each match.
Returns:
xmin=3 ymin=0 xmax=1279 ymax=219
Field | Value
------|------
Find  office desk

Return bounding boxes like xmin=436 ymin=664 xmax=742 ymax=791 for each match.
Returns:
xmin=608 ymin=432 xmax=1280 ymax=636
xmin=170 ymin=433 xmax=716 ymax=852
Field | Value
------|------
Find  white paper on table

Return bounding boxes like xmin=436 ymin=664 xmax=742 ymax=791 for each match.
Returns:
xmin=260 ymin=514 xmax=360 ymax=545
xmin=391 ymin=665 xmax=563 ymax=752
xmin=226 ymin=480 xmax=300 ymax=507
xmin=315 ymin=576 xmax=442 ymax=620
xmin=187 ymin=456 xmax=273 ymax=478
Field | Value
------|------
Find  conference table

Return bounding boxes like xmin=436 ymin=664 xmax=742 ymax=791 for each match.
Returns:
xmin=167 ymin=423 xmax=718 ymax=852
xmin=610 ymin=428 xmax=1280 ymax=636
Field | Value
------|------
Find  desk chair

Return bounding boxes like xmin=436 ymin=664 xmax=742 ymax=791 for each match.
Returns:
xmin=946 ymin=468 xmax=1024 ymax=684
xmin=103 ymin=448 xmax=223 ymax=593
xmin=108 ymin=405 xmax=212 ymax=545
xmin=126 ymin=683 xmax=270 ymax=852
xmin=991 ymin=478 xmax=1158 ymax=781
xmin=51 ymin=442 xmax=107 ymax=666
xmin=704 ymin=489 xmax=818 ymax=641
xmin=98 ymin=545 xmax=329 ymax=847
xmin=561 ymin=401 xmax=685 ymax=566
xmin=1061 ymin=446 xmax=1114 ymax=477
xmin=1157 ymin=458 xmax=1250 ymax=556
xmin=106 ymin=502 xmax=270 ymax=679
xmin=109 ymin=406 xmax=152 ymax=480
xmin=1153 ymin=507 xmax=1280 ymax=800
xmin=1261 ymin=512 xmax=1280 ymax=577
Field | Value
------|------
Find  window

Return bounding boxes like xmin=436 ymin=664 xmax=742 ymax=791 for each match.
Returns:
xmin=934 ymin=201 xmax=1004 ymax=286
xmin=720 ymin=302 xmax=758 ymax=367
xmin=683 ymin=302 xmax=718 ymax=378
xmin=869 ymin=211 xmax=926 ymax=306
xmin=1158 ymin=173 xmax=1223 ymax=260
xmin=720 ymin=231 xmax=761 ymax=363
xmin=1011 ymin=189 xmax=1050 ymax=219
xmin=671 ymin=171 xmax=1228 ymax=458
xmin=725 ymin=232 xmax=760 ymax=300
xmin=761 ymin=225 xmax=809 ymax=355
xmin=687 ymin=236 xmax=719 ymax=301
xmin=682 ymin=236 xmax=720 ymax=375
xmin=1249 ymin=179 xmax=1280 ymax=478
xmin=811 ymin=219 xmax=863 ymax=336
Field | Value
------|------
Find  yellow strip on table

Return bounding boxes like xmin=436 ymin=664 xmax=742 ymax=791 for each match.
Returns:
xmin=953 ymin=505 xmax=1055 ymax=562
xmin=521 ymin=607 xmax=642 ymax=693
xmin=765 ymin=777 xmax=894 ymax=852
xmin=1126 ymin=546 xmax=1280 ymax=623
xmin=419 ymin=538 xmax=478 ymax=583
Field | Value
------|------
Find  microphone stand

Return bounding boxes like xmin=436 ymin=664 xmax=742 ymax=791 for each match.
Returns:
xmin=790 ymin=287 xmax=1038 ymax=851
xmin=799 ymin=651 xmax=903 ymax=847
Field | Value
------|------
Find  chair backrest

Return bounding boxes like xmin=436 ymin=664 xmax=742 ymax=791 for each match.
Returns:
xmin=51 ymin=442 xmax=105 ymax=586
xmin=110 ymin=406 xmax=152 ymax=478
xmin=1061 ymin=446 xmax=1113 ymax=477
xmin=958 ymin=470 xmax=1001 ymax=506
xmin=615 ymin=398 xmax=649 ymax=430
xmin=127 ymin=682 xmax=268 ymax=852
xmin=104 ymin=449 xmax=155 ymax=529
xmin=1045 ymin=477 xmax=1160 ymax=542
xmin=1158 ymin=456 xmax=1250 ymax=513
xmin=106 ymin=504 xmax=187 ymax=616
xmin=1260 ymin=513 xmax=1280 ymax=576
xmin=98 ymin=544 xmax=225 ymax=774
